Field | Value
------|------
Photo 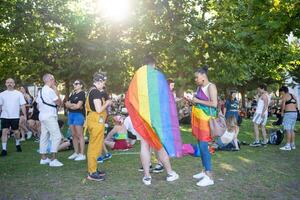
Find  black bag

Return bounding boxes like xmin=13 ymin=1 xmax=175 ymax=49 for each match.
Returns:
xmin=268 ymin=129 xmax=284 ymax=145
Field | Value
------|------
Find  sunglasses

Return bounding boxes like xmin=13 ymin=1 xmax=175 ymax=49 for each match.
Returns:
xmin=73 ymin=82 xmax=81 ymax=85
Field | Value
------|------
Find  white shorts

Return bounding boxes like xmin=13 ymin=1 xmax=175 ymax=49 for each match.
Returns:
xmin=252 ymin=113 xmax=268 ymax=126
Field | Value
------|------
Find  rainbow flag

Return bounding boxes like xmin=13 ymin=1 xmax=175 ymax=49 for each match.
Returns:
xmin=125 ymin=65 xmax=182 ymax=157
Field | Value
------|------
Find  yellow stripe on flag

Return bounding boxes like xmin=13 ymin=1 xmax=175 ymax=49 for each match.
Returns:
xmin=137 ymin=66 xmax=151 ymax=124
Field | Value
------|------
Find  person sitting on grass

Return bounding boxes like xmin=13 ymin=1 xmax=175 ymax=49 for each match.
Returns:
xmin=97 ymin=115 xmax=132 ymax=163
xmin=215 ymin=115 xmax=240 ymax=151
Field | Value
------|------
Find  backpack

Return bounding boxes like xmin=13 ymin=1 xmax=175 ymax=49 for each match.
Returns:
xmin=268 ymin=129 xmax=284 ymax=145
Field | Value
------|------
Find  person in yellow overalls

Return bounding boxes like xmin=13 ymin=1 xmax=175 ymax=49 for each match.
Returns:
xmin=85 ymin=73 xmax=112 ymax=181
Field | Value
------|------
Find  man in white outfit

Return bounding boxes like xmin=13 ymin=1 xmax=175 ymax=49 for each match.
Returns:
xmin=37 ymin=74 xmax=63 ymax=167
xmin=250 ymin=84 xmax=270 ymax=147
xmin=0 ymin=78 xmax=27 ymax=156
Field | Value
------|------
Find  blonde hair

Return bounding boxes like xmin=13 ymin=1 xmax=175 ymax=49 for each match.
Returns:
xmin=226 ymin=116 xmax=237 ymax=132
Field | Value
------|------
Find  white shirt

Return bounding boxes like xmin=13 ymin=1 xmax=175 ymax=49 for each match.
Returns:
xmin=255 ymin=94 xmax=270 ymax=115
xmin=0 ymin=90 xmax=26 ymax=119
xmin=124 ymin=116 xmax=141 ymax=140
xmin=220 ymin=129 xmax=235 ymax=144
xmin=37 ymin=85 xmax=58 ymax=121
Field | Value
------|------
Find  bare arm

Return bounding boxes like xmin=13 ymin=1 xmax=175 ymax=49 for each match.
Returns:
xmin=105 ymin=126 xmax=118 ymax=140
xmin=192 ymin=84 xmax=218 ymax=107
xmin=52 ymin=86 xmax=62 ymax=106
xmin=261 ymin=94 xmax=268 ymax=115
xmin=280 ymin=95 xmax=286 ymax=116
xmin=67 ymin=101 xmax=83 ymax=110
xmin=94 ymin=99 xmax=111 ymax=114
xmin=21 ymin=104 xmax=27 ymax=120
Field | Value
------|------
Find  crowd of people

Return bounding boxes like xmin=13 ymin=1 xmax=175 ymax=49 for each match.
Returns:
xmin=0 ymin=55 xmax=299 ymax=187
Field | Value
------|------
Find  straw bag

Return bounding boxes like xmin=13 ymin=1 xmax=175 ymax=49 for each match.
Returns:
xmin=207 ymin=84 xmax=226 ymax=138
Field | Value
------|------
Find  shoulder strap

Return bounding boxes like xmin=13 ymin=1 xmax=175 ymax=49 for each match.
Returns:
xmin=40 ymin=89 xmax=57 ymax=108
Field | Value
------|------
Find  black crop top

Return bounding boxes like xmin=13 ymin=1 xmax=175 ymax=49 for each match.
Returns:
xmin=285 ymin=94 xmax=297 ymax=105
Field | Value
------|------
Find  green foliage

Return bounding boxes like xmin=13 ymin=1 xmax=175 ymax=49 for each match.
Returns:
xmin=0 ymin=0 xmax=299 ymax=95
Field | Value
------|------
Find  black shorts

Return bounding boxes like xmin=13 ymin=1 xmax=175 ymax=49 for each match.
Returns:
xmin=1 ymin=118 xmax=20 ymax=130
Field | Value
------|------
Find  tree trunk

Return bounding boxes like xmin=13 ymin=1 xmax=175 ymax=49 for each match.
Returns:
xmin=240 ymin=89 xmax=246 ymax=109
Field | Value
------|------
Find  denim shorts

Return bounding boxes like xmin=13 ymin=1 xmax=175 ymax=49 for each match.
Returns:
xmin=283 ymin=112 xmax=297 ymax=131
xmin=68 ymin=112 xmax=85 ymax=126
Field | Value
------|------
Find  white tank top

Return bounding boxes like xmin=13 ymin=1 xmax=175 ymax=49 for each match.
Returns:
xmin=201 ymin=83 xmax=211 ymax=98
xmin=256 ymin=94 xmax=270 ymax=114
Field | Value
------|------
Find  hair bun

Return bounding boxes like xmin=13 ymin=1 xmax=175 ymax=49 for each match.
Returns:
xmin=196 ymin=65 xmax=209 ymax=75
xmin=202 ymin=65 xmax=209 ymax=72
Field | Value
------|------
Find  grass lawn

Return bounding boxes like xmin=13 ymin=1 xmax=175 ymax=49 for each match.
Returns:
xmin=0 ymin=118 xmax=299 ymax=200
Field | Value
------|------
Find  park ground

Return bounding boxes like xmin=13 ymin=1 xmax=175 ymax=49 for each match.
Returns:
xmin=0 ymin=118 xmax=299 ymax=200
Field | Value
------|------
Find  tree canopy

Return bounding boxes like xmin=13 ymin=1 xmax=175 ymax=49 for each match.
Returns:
xmin=0 ymin=0 xmax=299 ymax=95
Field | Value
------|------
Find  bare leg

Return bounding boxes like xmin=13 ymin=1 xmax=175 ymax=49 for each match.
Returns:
xmin=19 ymin=116 xmax=28 ymax=139
xmin=13 ymin=130 xmax=21 ymax=140
xmin=253 ymin=123 xmax=260 ymax=141
xmin=156 ymin=148 xmax=173 ymax=174
xmin=140 ymin=138 xmax=151 ymax=178
xmin=70 ymin=126 xmax=79 ymax=154
xmin=75 ymin=125 xmax=85 ymax=155
xmin=286 ymin=130 xmax=292 ymax=145
xmin=261 ymin=125 xmax=267 ymax=142
xmin=104 ymin=140 xmax=114 ymax=150
xmin=1 ymin=129 xmax=9 ymax=150
xmin=58 ymin=141 xmax=71 ymax=151
xmin=291 ymin=130 xmax=295 ymax=145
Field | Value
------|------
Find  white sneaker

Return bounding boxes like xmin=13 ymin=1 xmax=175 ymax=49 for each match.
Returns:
xmin=49 ymin=159 xmax=64 ymax=167
xmin=74 ymin=154 xmax=86 ymax=161
xmin=142 ymin=176 xmax=152 ymax=185
xmin=26 ymin=131 xmax=33 ymax=139
xmin=166 ymin=171 xmax=179 ymax=182
xmin=68 ymin=153 xmax=79 ymax=160
xmin=280 ymin=145 xmax=291 ymax=151
xmin=193 ymin=171 xmax=206 ymax=179
xmin=291 ymin=144 xmax=296 ymax=150
xmin=40 ymin=158 xmax=51 ymax=165
xmin=196 ymin=175 xmax=214 ymax=187
xmin=20 ymin=138 xmax=26 ymax=142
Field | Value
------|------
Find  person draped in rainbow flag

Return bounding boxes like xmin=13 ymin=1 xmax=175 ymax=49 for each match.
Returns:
xmin=190 ymin=66 xmax=218 ymax=187
xmin=125 ymin=55 xmax=182 ymax=186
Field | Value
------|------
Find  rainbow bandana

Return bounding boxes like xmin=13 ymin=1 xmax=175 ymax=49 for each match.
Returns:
xmin=125 ymin=65 xmax=182 ymax=157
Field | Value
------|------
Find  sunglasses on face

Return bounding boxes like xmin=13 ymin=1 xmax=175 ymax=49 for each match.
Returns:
xmin=73 ymin=82 xmax=81 ymax=85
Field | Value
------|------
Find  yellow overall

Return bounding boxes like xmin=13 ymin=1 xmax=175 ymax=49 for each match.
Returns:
xmin=85 ymin=91 xmax=107 ymax=174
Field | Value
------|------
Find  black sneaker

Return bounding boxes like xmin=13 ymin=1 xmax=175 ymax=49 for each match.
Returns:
xmin=97 ymin=170 xmax=106 ymax=176
xmin=249 ymin=141 xmax=261 ymax=147
xmin=16 ymin=145 xmax=22 ymax=152
xmin=87 ymin=172 xmax=105 ymax=182
xmin=1 ymin=150 xmax=7 ymax=156
xmin=138 ymin=165 xmax=153 ymax=172
xmin=153 ymin=164 xmax=164 ymax=173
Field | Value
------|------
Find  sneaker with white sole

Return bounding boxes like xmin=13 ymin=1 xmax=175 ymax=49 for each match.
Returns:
xmin=261 ymin=139 xmax=268 ymax=145
xmin=166 ymin=171 xmax=179 ymax=182
xmin=142 ymin=176 xmax=152 ymax=185
xmin=74 ymin=154 xmax=86 ymax=161
xmin=196 ymin=175 xmax=214 ymax=187
xmin=279 ymin=145 xmax=291 ymax=151
xmin=49 ymin=159 xmax=64 ymax=167
xmin=249 ymin=141 xmax=261 ymax=147
xmin=193 ymin=171 xmax=206 ymax=179
xmin=68 ymin=153 xmax=79 ymax=160
xmin=40 ymin=158 xmax=51 ymax=165
xmin=153 ymin=164 xmax=164 ymax=173
xmin=87 ymin=172 xmax=105 ymax=182
xmin=291 ymin=144 xmax=296 ymax=150
xmin=26 ymin=131 xmax=33 ymax=140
